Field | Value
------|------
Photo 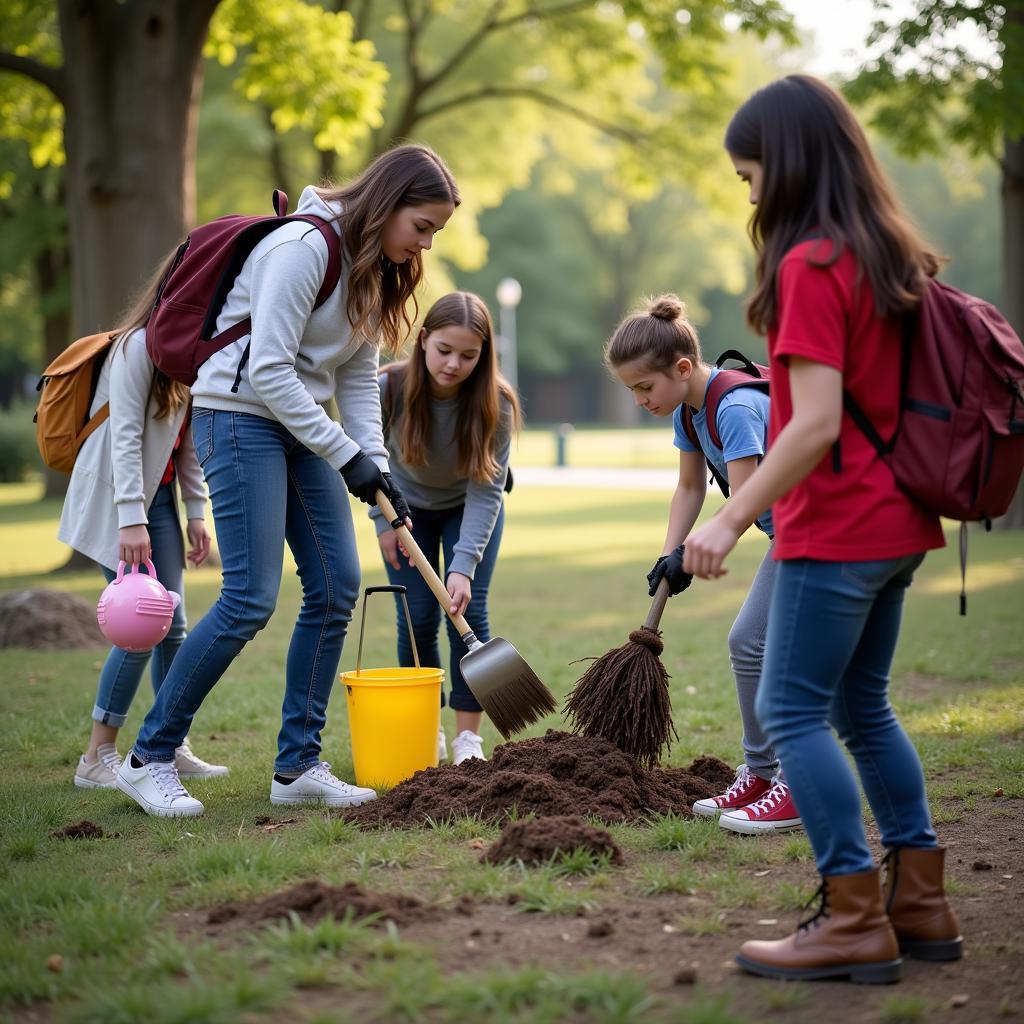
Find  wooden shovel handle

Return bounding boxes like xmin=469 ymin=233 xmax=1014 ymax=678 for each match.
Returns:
xmin=643 ymin=578 xmax=671 ymax=630
xmin=376 ymin=489 xmax=472 ymax=636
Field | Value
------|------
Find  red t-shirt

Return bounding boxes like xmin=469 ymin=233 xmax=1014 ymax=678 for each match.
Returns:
xmin=160 ymin=415 xmax=189 ymax=486
xmin=767 ymin=240 xmax=945 ymax=561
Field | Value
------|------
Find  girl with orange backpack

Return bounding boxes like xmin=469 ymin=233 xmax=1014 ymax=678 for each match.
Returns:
xmin=57 ymin=294 xmax=223 ymax=791
xmin=685 ymin=75 xmax=959 ymax=983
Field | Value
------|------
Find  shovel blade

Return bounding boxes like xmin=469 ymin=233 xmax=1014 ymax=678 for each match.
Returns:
xmin=461 ymin=636 xmax=557 ymax=739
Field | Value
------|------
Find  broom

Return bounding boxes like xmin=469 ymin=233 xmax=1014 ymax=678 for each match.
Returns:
xmin=563 ymin=579 xmax=677 ymax=768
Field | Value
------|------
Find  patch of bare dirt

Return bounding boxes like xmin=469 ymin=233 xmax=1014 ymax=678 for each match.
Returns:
xmin=483 ymin=815 xmax=623 ymax=866
xmin=394 ymin=796 xmax=1024 ymax=1021
xmin=0 ymin=589 xmax=106 ymax=650
xmin=343 ymin=730 xmax=734 ymax=828
xmin=49 ymin=820 xmax=108 ymax=840
xmin=206 ymin=879 xmax=439 ymax=928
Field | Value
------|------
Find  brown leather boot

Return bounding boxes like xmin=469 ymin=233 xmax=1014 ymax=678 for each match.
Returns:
xmin=736 ymin=868 xmax=902 ymax=983
xmin=884 ymin=846 xmax=963 ymax=961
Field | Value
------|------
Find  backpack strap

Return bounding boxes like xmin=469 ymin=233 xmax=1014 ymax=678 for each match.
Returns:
xmin=75 ymin=404 xmax=110 ymax=451
xmin=225 ymin=194 xmax=344 ymax=394
xmin=840 ymin=313 xmax=915 ymax=461
xmin=681 ymin=403 xmax=731 ymax=498
xmin=705 ymin=352 xmax=770 ymax=450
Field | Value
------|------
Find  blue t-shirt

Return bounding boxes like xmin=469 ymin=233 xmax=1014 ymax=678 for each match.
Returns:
xmin=673 ymin=367 xmax=774 ymax=536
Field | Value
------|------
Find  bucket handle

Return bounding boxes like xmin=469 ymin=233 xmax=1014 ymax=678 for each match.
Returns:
xmin=354 ymin=585 xmax=421 ymax=674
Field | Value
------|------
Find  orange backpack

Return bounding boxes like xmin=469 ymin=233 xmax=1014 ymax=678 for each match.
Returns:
xmin=34 ymin=332 xmax=116 ymax=473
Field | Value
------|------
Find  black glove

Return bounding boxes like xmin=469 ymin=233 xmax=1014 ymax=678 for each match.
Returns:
xmin=340 ymin=451 xmax=388 ymax=505
xmin=382 ymin=472 xmax=411 ymax=526
xmin=647 ymin=544 xmax=693 ymax=597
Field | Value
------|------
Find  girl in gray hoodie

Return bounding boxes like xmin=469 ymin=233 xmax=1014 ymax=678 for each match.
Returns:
xmin=372 ymin=292 xmax=521 ymax=765
xmin=117 ymin=145 xmax=459 ymax=817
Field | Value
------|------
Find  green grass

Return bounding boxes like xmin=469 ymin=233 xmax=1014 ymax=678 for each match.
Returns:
xmin=1 ymin=462 xmax=1022 ymax=1022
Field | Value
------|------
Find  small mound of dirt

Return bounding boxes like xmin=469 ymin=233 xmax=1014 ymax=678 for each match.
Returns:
xmin=343 ymin=730 xmax=734 ymax=828
xmin=50 ymin=820 xmax=106 ymax=840
xmin=0 ymin=589 xmax=106 ymax=650
xmin=483 ymin=815 xmax=623 ymax=866
xmin=207 ymin=879 xmax=435 ymax=928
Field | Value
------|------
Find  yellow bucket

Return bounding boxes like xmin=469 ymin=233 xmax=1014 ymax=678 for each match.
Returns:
xmin=342 ymin=667 xmax=443 ymax=788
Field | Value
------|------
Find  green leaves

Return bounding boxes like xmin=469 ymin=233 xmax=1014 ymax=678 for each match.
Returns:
xmin=845 ymin=1 xmax=1022 ymax=158
xmin=206 ymin=0 xmax=389 ymax=157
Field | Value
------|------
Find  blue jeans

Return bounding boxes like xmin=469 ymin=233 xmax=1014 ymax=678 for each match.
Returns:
xmin=383 ymin=503 xmax=504 ymax=713
xmin=133 ymin=410 xmax=360 ymax=772
xmin=93 ymin=482 xmax=187 ymax=727
xmin=756 ymin=555 xmax=937 ymax=876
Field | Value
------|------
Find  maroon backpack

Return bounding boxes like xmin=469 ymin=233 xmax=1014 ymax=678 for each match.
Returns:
xmin=145 ymin=190 xmax=341 ymax=385
xmin=844 ymin=280 xmax=1024 ymax=523
xmin=681 ymin=349 xmax=770 ymax=497
xmin=844 ymin=280 xmax=1024 ymax=613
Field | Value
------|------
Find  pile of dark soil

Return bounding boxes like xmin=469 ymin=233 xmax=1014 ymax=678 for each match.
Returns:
xmin=344 ymin=730 xmax=734 ymax=828
xmin=207 ymin=879 xmax=437 ymax=927
xmin=50 ymin=820 xmax=106 ymax=839
xmin=483 ymin=815 xmax=623 ymax=867
xmin=0 ymin=589 xmax=106 ymax=650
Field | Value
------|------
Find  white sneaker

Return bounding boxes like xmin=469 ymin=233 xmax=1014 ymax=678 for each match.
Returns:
xmin=451 ymin=730 xmax=486 ymax=766
xmin=174 ymin=737 xmax=229 ymax=778
xmin=116 ymin=753 xmax=204 ymax=817
xmin=438 ymin=725 xmax=448 ymax=762
xmin=74 ymin=742 xmax=123 ymax=789
xmin=269 ymin=762 xmax=376 ymax=807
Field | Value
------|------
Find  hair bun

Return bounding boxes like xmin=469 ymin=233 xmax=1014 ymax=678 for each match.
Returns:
xmin=647 ymin=294 xmax=685 ymax=321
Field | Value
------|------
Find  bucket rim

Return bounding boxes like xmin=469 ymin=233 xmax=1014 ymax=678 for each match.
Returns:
xmin=341 ymin=667 xmax=444 ymax=687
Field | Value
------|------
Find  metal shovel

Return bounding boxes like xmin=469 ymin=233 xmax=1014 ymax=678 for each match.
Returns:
xmin=375 ymin=489 xmax=556 ymax=738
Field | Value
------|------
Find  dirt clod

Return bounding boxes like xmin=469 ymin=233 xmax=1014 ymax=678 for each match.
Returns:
xmin=483 ymin=815 xmax=623 ymax=867
xmin=207 ymin=879 xmax=435 ymax=928
xmin=673 ymin=966 xmax=698 ymax=985
xmin=45 ymin=955 xmax=63 ymax=973
xmin=343 ymin=730 xmax=733 ymax=828
xmin=973 ymin=860 xmax=994 ymax=871
xmin=50 ymin=820 xmax=105 ymax=840
xmin=587 ymin=918 xmax=615 ymax=938
xmin=0 ymin=590 xmax=107 ymax=650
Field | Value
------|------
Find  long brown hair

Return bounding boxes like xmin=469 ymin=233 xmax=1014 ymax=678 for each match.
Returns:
xmin=724 ymin=74 xmax=940 ymax=334
xmin=316 ymin=144 xmax=460 ymax=357
xmin=605 ymin=294 xmax=702 ymax=373
xmin=112 ymin=251 xmax=191 ymax=421
xmin=392 ymin=291 xmax=521 ymax=483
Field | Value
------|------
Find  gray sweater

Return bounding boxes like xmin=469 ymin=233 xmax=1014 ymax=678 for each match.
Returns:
xmin=369 ymin=371 xmax=512 ymax=580
xmin=190 ymin=186 xmax=388 ymax=473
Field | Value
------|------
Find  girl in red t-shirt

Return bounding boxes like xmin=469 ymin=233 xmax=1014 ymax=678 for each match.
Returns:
xmin=685 ymin=75 xmax=960 ymax=984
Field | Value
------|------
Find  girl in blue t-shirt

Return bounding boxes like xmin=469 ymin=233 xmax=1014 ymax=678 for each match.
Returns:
xmin=605 ymin=293 xmax=800 ymax=835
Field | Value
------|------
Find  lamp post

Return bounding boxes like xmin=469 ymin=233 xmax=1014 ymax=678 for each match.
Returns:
xmin=495 ymin=277 xmax=522 ymax=393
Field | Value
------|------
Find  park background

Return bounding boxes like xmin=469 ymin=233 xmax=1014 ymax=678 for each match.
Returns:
xmin=1 ymin=2 xmax=1023 ymax=1023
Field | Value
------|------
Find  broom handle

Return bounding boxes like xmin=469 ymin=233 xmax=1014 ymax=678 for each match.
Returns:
xmin=376 ymin=489 xmax=473 ymax=637
xmin=643 ymin=578 xmax=672 ymax=630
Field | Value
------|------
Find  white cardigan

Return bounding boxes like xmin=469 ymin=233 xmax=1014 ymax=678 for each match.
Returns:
xmin=57 ymin=328 xmax=207 ymax=572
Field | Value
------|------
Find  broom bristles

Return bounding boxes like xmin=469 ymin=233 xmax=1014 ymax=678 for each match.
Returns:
xmin=480 ymin=669 xmax=559 ymax=739
xmin=563 ymin=626 xmax=676 ymax=768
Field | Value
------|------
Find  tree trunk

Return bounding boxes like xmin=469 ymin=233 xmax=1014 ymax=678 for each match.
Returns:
xmin=995 ymin=130 xmax=1024 ymax=528
xmin=35 ymin=235 xmax=73 ymax=500
xmin=57 ymin=0 xmax=218 ymax=336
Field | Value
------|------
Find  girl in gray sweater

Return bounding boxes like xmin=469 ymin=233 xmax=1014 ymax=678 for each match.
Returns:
xmin=372 ymin=292 xmax=521 ymax=765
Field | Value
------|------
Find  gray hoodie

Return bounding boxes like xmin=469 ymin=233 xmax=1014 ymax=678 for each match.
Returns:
xmin=190 ymin=186 xmax=388 ymax=472
xmin=368 ymin=372 xmax=512 ymax=580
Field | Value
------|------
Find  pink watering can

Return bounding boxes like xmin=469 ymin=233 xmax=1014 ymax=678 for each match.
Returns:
xmin=96 ymin=560 xmax=180 ymax=651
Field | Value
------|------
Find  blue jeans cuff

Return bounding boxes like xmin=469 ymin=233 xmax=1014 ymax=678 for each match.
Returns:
xmin=92 ymin=705 xmax=129 ymax=729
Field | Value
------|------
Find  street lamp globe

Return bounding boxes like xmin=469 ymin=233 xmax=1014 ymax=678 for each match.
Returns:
xmin=496 ymin=277 xmax=522 ymax=309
